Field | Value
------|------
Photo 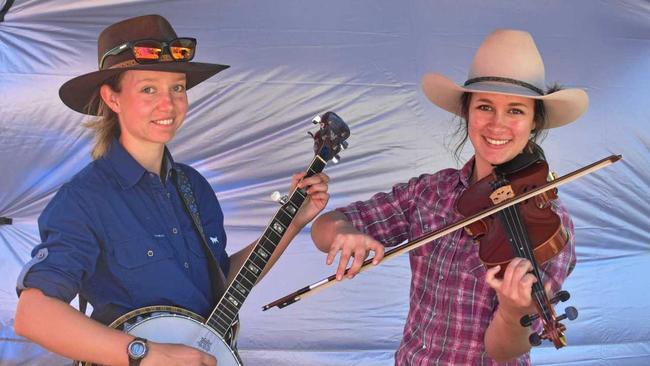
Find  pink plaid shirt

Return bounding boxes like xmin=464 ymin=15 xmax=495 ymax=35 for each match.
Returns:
xmin=339 ymin=158 xmax=576 ymax=365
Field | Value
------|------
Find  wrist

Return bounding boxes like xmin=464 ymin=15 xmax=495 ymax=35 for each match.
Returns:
xmin=496 ymin=307 xmax=524 ymax=328
xmin=127 ymin=337 xmax=148 ymax=366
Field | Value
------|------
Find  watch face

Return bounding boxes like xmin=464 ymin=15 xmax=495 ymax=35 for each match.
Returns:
xmin=129 ymin=340 xmax=147 ymax=358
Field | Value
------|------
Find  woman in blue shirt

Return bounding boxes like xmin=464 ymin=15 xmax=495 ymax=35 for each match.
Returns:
xmin=14 ymin=14 xmax=330 ymax=366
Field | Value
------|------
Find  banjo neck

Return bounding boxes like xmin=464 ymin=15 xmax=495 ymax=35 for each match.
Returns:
xmin=206 ymin=154 xmax=328 ymax=338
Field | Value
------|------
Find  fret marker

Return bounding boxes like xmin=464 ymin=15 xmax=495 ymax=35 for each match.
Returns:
xmin=285 ymin=204 xmax=297 ymax=215
xmin=227 ymin=295 xmax=239 ymax=306
xmin=272 ymin=222 xmax=285 ymax=234
xmin=248 ymin=264 xmax=260 ymax=274
xmin=257 ymin=248 xmax=269 ymax=258
xmin=235 ymin=283 xmax=248 ymax=295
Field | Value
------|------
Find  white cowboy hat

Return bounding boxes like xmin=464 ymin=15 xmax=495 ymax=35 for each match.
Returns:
xmin=421 ymin=29 xmax=588 ymax=128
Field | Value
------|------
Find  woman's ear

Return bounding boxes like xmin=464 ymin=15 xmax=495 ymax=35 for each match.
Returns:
xmin=99 ymin=84 xmax=120 ymax=114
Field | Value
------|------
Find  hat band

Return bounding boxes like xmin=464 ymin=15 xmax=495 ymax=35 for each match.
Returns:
xmin=107 ymin=54 xmax=176 ymax=70
xmin=464 ymin=76 xmax=544 ymax=95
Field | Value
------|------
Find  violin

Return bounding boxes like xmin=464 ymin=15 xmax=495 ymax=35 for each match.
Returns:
xmin=456 ymin=142 xmax=577 ymax=348
xmin=263 ymin=152 xmax=621 ymax=350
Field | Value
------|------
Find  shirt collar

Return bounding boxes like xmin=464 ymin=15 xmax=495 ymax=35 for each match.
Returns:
xmin=103 ymin=138 xmax=176 ymax=189
xmin=458 ymin=156 xmax=475 ymax=188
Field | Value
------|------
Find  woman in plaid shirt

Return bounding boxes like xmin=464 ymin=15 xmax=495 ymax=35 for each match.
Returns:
xmin=311 ymin=29 xmax=588 ymax=365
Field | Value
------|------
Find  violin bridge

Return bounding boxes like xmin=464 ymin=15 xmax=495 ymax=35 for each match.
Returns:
xmin=489 ymin=185 xmax=514 ymax=204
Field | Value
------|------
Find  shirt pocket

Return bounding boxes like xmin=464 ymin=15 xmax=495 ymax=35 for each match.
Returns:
xmin=459 ymin=239 xmax=486 ymax=278
xmin=110 ymin=236 xmax=179 ymax=305
xmin=112 ymin=236 xmax=174 ymax=269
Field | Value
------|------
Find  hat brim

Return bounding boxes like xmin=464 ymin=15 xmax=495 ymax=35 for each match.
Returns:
xmin=59 ymin=61 xmax=229 ymax=115
xmin=421 ymin=73 xmax=588 ymax=128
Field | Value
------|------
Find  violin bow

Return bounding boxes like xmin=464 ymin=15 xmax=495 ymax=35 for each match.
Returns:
xmin=262 ymin=154 xmax=621 ymax=311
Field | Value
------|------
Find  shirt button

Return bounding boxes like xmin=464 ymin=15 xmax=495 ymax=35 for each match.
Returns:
xmin=422 ymin=344 xmax=426 ymax=349
xmin=147 ymin=250 xmax=154 ymax=257
xmin=439 ymin=275 xmax=444 ymax=280
xmin=184 ymin=262 xmax=189 ymax=269
xmin=172 ymin=227 xmax=178 ymax=234
xmin=166 ymin=192 xmax=171 ymax=198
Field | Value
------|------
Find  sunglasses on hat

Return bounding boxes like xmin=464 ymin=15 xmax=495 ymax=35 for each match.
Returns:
xmin=98 ymin=37 xmax=196 ymax=69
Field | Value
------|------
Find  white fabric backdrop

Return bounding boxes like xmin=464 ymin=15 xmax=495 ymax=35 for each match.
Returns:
xmin=1 ymin=1 xmax=649 ymax=365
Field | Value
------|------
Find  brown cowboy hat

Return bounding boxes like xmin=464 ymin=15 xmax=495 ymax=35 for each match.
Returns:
xmin=59 ymin=14 xmax=229 ymax=115
xmin=421 ymin=29 xmax=588 ymax=128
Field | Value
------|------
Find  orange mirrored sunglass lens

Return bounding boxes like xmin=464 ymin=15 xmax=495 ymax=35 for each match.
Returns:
xmin=133 ymin=46 xmax=162 ymax=60
xmin=170 ymin=47 xmax=193 ymax=60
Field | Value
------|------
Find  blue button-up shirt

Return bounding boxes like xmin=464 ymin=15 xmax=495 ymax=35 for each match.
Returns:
xmin=18 ymin=140 xmax=230 ymax=324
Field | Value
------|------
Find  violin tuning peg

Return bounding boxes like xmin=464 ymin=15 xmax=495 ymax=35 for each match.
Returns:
xmin=520 ymin=313 xmax=539 ymax=327
xmin=556 ymin=306 xmax=578 ymax=322
xmin=340 ymin=141 xmax=348 ymax=150
xmin=307 ymin=131 xmax=315 ymax=138
xmin=312 ymin=114 xmax=322 ymax=124
xmin=332 ymin=154 xmax=340 ymax=164
xmin=565 ymin=306 xmax=578 ymax=321
xmin=529 ymin=332 xmax=542 ymax=347
xmin=551 ymin=290 xmax=570 ymax=304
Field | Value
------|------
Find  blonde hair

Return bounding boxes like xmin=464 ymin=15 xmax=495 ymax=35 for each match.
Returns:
xmin=82 ymin=74 xmax=123 ymax=160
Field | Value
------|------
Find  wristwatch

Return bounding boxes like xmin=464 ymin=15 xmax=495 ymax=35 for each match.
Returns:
xmin=126 ymin=337 xmax=148 ymax=366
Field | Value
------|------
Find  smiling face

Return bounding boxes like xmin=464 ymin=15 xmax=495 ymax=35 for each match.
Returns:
xmin=100 ymin=70 xmax=188 ymax=154
xmin=467 ymin=92 xmax=536 ymax=181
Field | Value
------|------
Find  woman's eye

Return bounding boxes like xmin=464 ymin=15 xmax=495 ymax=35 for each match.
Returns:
xmin=173 ymin=84 xmax=186 ymax=92
xmin=510 ymin=108 xmax=524 ymax=115
xmin=477 ymin=104 xmax=492 ymax=111
xmin=142 ymin=87 xmax=155 ymax=94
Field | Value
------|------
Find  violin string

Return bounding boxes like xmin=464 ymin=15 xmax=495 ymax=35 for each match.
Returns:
xmin=500 ymin=204 xmax=552 ymax=324
xmin=513 ymin=206 xmax=552 ymax=321
xmin=501 ymin=206 xmax=549 ymax=324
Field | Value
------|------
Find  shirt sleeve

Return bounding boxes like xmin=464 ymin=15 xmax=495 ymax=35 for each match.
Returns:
xmin=337 ymin=176 xmax=422 ymax=247
xmin=16 ymin=185 xmax=101 ymax=303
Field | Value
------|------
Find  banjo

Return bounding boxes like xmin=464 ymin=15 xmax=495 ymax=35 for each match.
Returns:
xmin=80 ymin=112 xmax=350 ymax=366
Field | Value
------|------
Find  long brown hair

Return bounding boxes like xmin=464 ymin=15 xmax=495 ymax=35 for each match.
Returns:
xmin=83 ymin=73 xmax=124 ymax=160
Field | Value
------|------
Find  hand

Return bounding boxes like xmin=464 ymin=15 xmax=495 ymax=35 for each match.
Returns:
xmin=485 ymin=257 xmax=552 ymax=325
xmin=142 ymin=342 xmax=217 ymax=366
xmin=326 ymin=224 xmax=385 ymax=281
xmin=291 ymin=172 xmax=330 ymax=228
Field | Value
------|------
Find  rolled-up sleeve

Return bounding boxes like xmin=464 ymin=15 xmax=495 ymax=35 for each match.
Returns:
xmin=17 ymin=185 xmax=100 ymax=303
xmin=337 ymin=177 xmax=421 ymax=247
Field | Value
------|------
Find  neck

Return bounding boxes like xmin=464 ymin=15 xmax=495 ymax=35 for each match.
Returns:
xmin=119 ymin=136 xmax=165 ymax=175
xmin=471 ymin=156 xmax=493 ymax=184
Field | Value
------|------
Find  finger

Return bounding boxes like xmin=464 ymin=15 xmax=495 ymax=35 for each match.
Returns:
xmin=501 ymin=258 xmax=521 ymax=292
xmin=348 ymin=246 xmax=367 ymax=278
xmin=544 ymin=280 xmax=555 ymax=297
xmin=291 ymin=172 xmax=306 ymax=189
xmin=298 ymin=172 xmax=327 ymax=188
xmin=519 ymin=273 xmax=537 ymax=303
xmin=336 ymin=248 xmax=353 ymax=280
xmin=319 ymin=173 xmax=330 ymax=184
xmin=306 ymin=182 xmax=328 ymax=194
xmin=485 ymin=265 xmax=502 ymax=290
xmin=512 ymin=259 xmax=533 ymax=284
xmin=326 ymin=241 xmax=342 ymax=265
xmin=370 ymin=243 xmax=385 ymax=264
xmin=203 ymin=353 xmax=217 ymax=366
xmin=307 ymin=192 xmax=329 ymax=202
